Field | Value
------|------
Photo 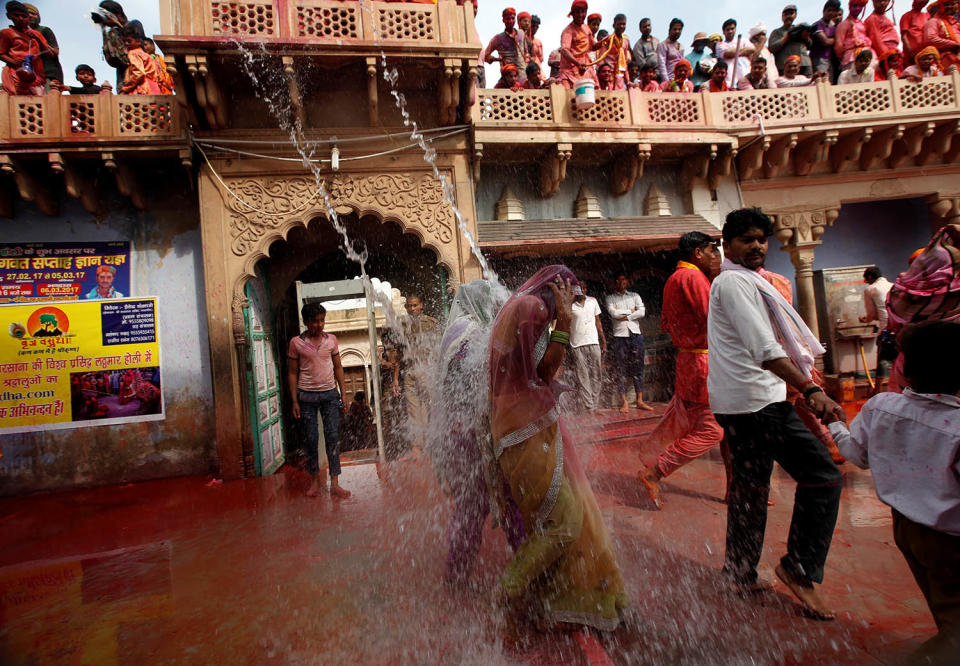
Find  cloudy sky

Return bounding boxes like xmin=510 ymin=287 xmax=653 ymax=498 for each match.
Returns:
xmin=45 ymin=0 xmax=829 ymax=87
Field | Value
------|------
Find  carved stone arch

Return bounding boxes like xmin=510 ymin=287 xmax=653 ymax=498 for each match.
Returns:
xmin=339 ymin=348 xmax=369 ymax=366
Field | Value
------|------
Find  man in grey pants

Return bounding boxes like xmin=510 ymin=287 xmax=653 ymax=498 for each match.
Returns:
xmin=568 ymin=285 xmax=607 ymax=411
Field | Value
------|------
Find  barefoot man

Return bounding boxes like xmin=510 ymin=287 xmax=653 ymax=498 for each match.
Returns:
xmin=606 ymin=273 xmax=653 ymax=412
xmin=288 ymin=302 xmax=351 ymax=499
xmin=708 ymin=208 xmax=843 ymax=620
xmin=640 ymin=232 xmax=723 ymax=509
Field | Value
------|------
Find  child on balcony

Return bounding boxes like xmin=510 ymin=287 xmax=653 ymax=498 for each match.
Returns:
xmin=903 ymin=45 xmax=943 ymax=81
xmin=118 ymin=27 xmax=162 ymax=94
xmin=142 ymin=38 xmax=174 ymax=95
xmin=67 ymin=64 xmax=112 ymax=95
xmin=0 ymin=1 xmax=52 ymax=96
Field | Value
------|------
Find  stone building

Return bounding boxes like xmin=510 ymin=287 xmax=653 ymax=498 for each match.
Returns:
xmin=1 ymin=0 xmax=958 ymax=495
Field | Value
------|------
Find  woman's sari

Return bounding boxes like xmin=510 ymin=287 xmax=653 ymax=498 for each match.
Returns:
xmin=489 ymin=265 xmax=627 ymax=631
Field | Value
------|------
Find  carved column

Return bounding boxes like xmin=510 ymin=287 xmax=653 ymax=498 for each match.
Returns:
xmin=772 ymin=207 xmax=840 ymax=337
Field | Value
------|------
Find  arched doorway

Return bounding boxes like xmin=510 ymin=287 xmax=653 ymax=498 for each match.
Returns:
xmin=241 ymin=213 xmax=448 ymax=476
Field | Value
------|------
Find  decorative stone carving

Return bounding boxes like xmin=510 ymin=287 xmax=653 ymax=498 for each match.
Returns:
xmin=222 ymin=173 xmax=457 ymax=259
xmin=772 ymin=208 xmax=839 ymax=247
xmin=573 ymin=185 xmax=602 ymax=219
xmin=232 ymin=293 xmax=249 ymax=347
xmin=495 ymin=185 xmax=524 ymax=221
xmin=609 ymin=143 xmax=651 ymax=195
xmin=644 ymin=184 xmax=671 ymax=216
xmin=538 ymin=144 xmax=572 ymax=198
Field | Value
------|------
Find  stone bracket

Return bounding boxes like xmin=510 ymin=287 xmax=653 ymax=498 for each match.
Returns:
xmin=860 ymin=124 xmax=904 ymax=171
xmin=472 ymin=141 xmax=483 ymax=184
xmin=102 ymin=152 xmax=145 ymax=210
xmin=609 ymin=143 xmax=651 ymax=195
xmin=763 ymin=133 xmax=797 ymax=179
xmin=4 ymin=156 xmax=58 ymax=216
xmin=679 ymin=147 xmax=711 ymax=192
xmin=63 ymin=158 xmax=101 ymax=215
xmin=737 ymin=135 xmax=770 ymax=180
xmin=793 ymin=130 xmax=837 ymax=177
xmin=708 ymin=144 xmax=736 ymax=190
xmin=282 ymin=56 xmax=305 ymax=129
xmin=829 ymin=127 xmax=872 ymax=173
xmin=186 ymin=55 xmax=227 ymax=129
xmin=916 ymin=119 xmax=960 ymax=167
xmin=538 ymin=143 xmax=572 ymax=198
xmin=889 ymin=121 xmax=935 ymax=169
xmin=366 ymin=57 xmax=379 ymax=126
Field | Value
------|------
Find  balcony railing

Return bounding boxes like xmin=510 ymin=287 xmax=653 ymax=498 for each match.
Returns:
xmin=473 ymin=74 xmax=960 ymax=132
xmin=0 ymin=93 xmax=186 ymax=144
xmin=159 ymin=0 xmax=480 ymax=51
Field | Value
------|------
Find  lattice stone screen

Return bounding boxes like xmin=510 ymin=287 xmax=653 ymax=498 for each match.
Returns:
xmin=899 ymin=79 xmax=956 ymax=110
xmin=376 ymin=6 xmax=435 ymax=40
xmin=571 ymin=94 xmax=626 ymax=123
xmin=296 ymin=4 xmax=360 ymax=39
xmin=69 ymin=101 xmax=96 ymax=134
xmin=15 ymin=101 xmax=44 ymax=137
xmin=117 ymin=100 xmax=174 ymax=134
xmin=479 ymin=91 xmax=553 ymax=122
xmin=832 ymin=85 xmax=892 ymax=116
xmin=721 ymin=90 xmax=810 ymax=123
xmin=211 ymin=1 xmax=276 ymax=36
xmin=646 ymin=95 xmax=702 ymax=124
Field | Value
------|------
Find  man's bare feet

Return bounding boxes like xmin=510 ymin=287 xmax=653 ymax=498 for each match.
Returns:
xmin=722 ymin=566 xmax=775 ymax=596
xmin=639 ymin=474 xmax=663 ymax=509
xmin=330 ymin=484 xmax=351 ymax=499
xmin=635 ymin=401 xmax=654 ymax=411
xmin=305 ymin=482 xmax=321 ymax=498
xmin=775 ymin=564 xmax=835 ymax=621
xmin=619 ymin=399 xmax=631 ymax=415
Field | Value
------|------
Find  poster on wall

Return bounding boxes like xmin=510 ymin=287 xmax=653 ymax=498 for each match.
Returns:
xmin=0 ymin=241 xmax=131 ymax=304
xmin=0 ymin=297 xmax=162 ymax=434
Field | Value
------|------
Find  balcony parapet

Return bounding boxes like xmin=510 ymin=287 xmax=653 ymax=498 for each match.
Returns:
xmin=473 ymin=74 xmax=960 ymax=137
xmin=157 ymin=0 xmax=481 ymax=57
xmin=0 ymin=93 xmax=187 ymax=149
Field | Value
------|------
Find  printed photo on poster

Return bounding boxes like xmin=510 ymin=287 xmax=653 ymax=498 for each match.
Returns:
xmin=0 ymin=297 xmax=162 ymax=434
xmin=0 ymin=242 xmax=131 ymax=304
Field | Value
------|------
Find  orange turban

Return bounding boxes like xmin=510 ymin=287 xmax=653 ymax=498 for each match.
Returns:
xmin=96 ymin=265 xmax=117 ymax=276
xmin=500 ymin=63 xmax=519 ymax=74
xmin=587 ymin=12 xmax=601 ymax=21
xmin=568 ymin=0 xmax=587 ymax=16
xmin=674 ymin=59 xmax=692 ymax=73
xmin=785 ymin=54 xmax=802 ymax=65
xmin=517 ymin=10 xmax=531 ymax=20
xmin=502 ymin=7 xmax=516 ymax=17
xmin=915 ymin=45 xmax=941 ymax=65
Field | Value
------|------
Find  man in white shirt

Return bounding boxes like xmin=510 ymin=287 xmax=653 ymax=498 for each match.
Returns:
xmin=860 ymin=265 xmax=894 ymax=389
xmin=825 ymin=321 xmax=960 ymax=664
xmin=708 ymin=208 xmax=844 ymax=620
xmin=568 ymin=284 xmax=607 ymax=411
xmin=606 ymin=273 xmax=653 ymax=413
xmin=716 ymin=18 xmax=753 ymax=87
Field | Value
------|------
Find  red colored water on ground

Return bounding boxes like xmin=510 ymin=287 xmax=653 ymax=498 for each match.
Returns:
xmin=0 ymin=406 xmax=934 ymax=664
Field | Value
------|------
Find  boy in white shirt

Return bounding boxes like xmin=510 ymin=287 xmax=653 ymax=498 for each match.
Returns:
xmin=568 ymin=285 xmax=607 ymax=411
xmin=825 ymin=320 xmax=960 ymax=663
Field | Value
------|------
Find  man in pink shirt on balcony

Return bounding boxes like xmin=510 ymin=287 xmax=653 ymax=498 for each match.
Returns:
xmin=900 ymin=0 xmax=930 ymax=62
xmin=484 ymin=7 xmax=530 ymax=83
xmin=558 ymin=0 xmax=597 ymax=89
xmin=835 ymin=0 xmax=873 ymax=70
xmin=923 ymin=0 xmax=960 ymax=71
xmin=865 ymin=0 xmax=901 ymax=57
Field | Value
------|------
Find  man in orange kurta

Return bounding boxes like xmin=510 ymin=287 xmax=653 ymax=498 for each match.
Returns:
xmin=558 ymin=0 xmax=598 ymax=88
xmin=922 ymin=0 xmax=960 ymax=70
xmin=640 ymin=232 xmax=723 ymax=508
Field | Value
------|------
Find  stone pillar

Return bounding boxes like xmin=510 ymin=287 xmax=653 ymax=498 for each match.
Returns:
xmin=771 ymin=207 xmax=840 ymax=339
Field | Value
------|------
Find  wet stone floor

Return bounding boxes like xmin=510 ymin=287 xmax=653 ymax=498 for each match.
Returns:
xmin=0 ymin=406 xmax=936 ymax=665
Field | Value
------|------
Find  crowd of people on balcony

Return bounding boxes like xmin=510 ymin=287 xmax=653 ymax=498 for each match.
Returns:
xmin=0 ymin=1 xmax=173 ymax=97
xmin=485 ymin=0 xmax=960 ymax=92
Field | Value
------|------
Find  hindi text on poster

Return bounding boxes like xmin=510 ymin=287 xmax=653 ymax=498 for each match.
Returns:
xmin=0 ymin=242 xmax=131 ymax=304
xmin=0 ymin=298 xmax=162 ymax=434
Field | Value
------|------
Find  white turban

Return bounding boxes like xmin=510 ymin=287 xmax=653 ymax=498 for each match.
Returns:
xmin=748 ymin=22 xmax=767 ymax=38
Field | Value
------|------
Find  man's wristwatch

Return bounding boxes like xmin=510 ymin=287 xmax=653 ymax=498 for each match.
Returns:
xmin=802 ymin=385 xmax=824 ymax=400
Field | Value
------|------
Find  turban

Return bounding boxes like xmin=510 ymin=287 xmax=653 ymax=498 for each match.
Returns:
xmin=708 ymin=33 xmax=722 ymax=42
xmin=588 ymin=12 xmax=601 ymax=21
xmin=96 ymin=265 xmax=117 ymax=276
xmin=517 ymin=11 xmax=531 ymax=20
xmin=916 ymin=45 xmax=941 ymax=64
xmin=502 ymin=7 xmax=516 ymax=17
xmin=22 ymin=3 xmax=36 ymax=12
xmin=785 ymin=54 xmax=802 ymax=65
xmin=748 ymin=22 xmax=767 ymax=39
xmin=568 ymin=0 xmax=587 ymax=17
xmin=674 ymin=59 xmax=692 ymax=73
xmin=500 ymin=63 xmax=519 ymax=74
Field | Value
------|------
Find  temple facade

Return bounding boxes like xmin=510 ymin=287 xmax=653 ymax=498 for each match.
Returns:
xmin=1 ymin=0 xmax=958 ymax=495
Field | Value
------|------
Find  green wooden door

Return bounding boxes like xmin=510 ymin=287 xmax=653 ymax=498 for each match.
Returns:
xmin=245 ymin=283 xmax=285 ymax=475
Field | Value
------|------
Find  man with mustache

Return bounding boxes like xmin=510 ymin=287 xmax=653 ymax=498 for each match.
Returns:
xmin=708 ymin=208 xmax=844 ymax=622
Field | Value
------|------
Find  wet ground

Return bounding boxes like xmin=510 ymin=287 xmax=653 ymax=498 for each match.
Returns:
xmin=0 ymin=405 xmax=934 ymax=664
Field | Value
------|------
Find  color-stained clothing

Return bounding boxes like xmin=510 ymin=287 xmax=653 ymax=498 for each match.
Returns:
xmin=631 ymin=35 xmax=659 ymax=71
xmin=838 ymin=67 xmax=876 ymax=83
xmin=597 ymin=33 xmax=631 ymax=89
xmin=0 ymin=26 xmax=50 ymax=95
xmin=149 ymin=53 xmax=174 ymax=94
xmin=903 ymin=63 xmax=942 ymax=78
xmin=558 ymin=21 xmax=597 ymax=87
xmin=656 ymin=38 xmax=684 ymax=82
xmin=288 ymin=332 xmax=339 ymax=392
xmin=486 ymin=30 xmax=529 ymax=82
xmin=662 ymin=262 xmax=710 ymax=403
xmin=660 ymin=78 xmax=694 ymax=92
xmin=900 ymin=8 xmax=930 ymax=61
xmin=716 ymin=38 xmax=751 ymax=87
xmin=640 ymin=80 xmax=662 ymax=92
xmin=865 ymin=12 xmax=900 ymax=59
xmin=923 ymin=16 xmax=960 ymax=70
xmin=122 ymin=47 xmax=163 ymax=94
xmin=835 ymin=17 xmax=872 ymax=68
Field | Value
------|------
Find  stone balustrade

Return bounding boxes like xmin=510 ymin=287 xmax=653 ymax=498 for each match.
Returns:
xmin=473 ymin=74 xmax=960 ymax=132
xmin=158 ymin=0 xmax=480 ymax=53
xmin=0 ymin=93 xmax=186 ymax=144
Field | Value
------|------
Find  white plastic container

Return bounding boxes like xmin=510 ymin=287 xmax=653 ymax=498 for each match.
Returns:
xmin=574 ymin=78 xmax=596 ymax=109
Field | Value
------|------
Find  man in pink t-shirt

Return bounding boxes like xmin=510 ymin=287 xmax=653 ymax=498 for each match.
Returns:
xmin=288 ymin=302 xmax=350 ymax=498
xmin=558 ymin=0 xmax=597 ymax=88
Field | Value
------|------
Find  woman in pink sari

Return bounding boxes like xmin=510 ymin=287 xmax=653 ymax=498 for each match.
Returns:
xmin=489 ymin=265 xmax=627 ymax=631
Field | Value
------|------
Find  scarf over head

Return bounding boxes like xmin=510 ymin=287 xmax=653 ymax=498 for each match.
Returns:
xmin=721 ymin=258 xmax=825 ymax=378
xmin=915 ymin=45 xmax=941 ymax=64
xmin=887 ymin=226 xmax=960 ymax=325
xmin=489 ymin=265 xmax=579 ymax=457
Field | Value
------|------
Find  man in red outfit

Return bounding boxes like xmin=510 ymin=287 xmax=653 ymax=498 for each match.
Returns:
xmin=0 ymin=1 xmax=51 ymax=95
xmin=640 ymin=231 xmax=723 ymax=508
